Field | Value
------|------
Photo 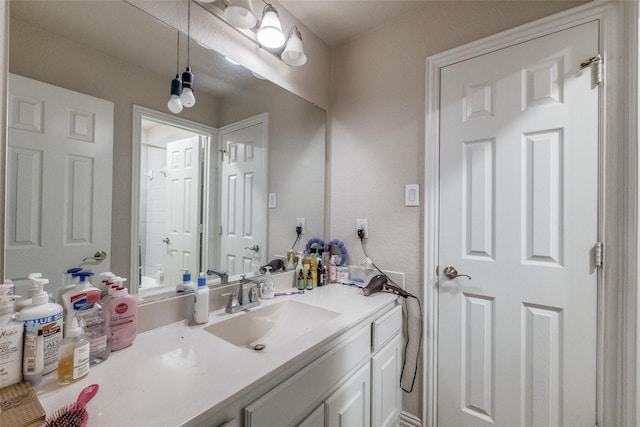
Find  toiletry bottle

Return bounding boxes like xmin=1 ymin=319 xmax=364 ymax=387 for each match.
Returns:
xmin=193 ymin=273 xmax=209 ymax=324
xmin=261 ymin=267 xmax=275 ymax=299
xmin=318 ymin=256 xmax=325 ymax=286
xmin=98 ymin=271 xmax=116 ymax=299
xmin=297 ymin=270 xmax=305 ymax=291
xmin=286 ymin=251 xmax=295 ymax=271
xmin=15 ymin=272 xmax=43 ymax=312
xmin=61 ymin=271 xmax=99 ymax=337
xmin=75 ymin=289 xmax=111 ymax=365
xmin=18 ymin=276 xmax=64 ymax=384
xmin=177 ymin=269 xmax=195 ymax=293
xmin=155 ymin=264 xmax=165 ymax=285
xmin=310 ymin=254 xmax=318 ymax=286
xmin=0 ymin=281 xmax=24 ymax=388
xmin=329 ymin=255 xmax=337 ymax=283
xmin=57 ymin=268 xmax=83 ymax=305
xmin=302 ymin=253 xmax=311 ymax=279
xmin=306 ymin=269 xmax=313 ymax=290
xmin=57 ymin=316 xmax=90 ymax=385
xmin=106 ymin=277 xmax=138 ymax=351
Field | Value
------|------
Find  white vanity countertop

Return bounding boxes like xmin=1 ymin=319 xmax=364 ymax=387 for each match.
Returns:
xmin=34 ymin=284 xmax=398 ymax=426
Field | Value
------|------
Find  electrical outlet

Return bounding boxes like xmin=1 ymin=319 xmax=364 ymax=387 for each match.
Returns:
xmin=296 ymin=218 xmax=305 ymax=235
xmin=356 ymin=218 xmax=368 ymax=238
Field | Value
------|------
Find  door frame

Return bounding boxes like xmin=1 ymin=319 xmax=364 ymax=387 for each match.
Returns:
xmin=130 ymin=105 xmax=217 ymax=293
xmin=424 ymin=2 xmax=634 ymax=426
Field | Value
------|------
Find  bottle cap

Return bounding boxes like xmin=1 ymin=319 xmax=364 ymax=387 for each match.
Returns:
xmin=86 ymin=290 xmax=101 ymax=304
xmin=66 ymin=316 xmax=83 ymax=338
xmin=197 ymin=272 xmax=206 ymax=287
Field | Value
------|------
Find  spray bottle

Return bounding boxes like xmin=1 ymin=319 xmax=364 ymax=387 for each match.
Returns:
xmin=18 ymin=275 xmax=64 ymax=384
xmin=0 ymin=280 xmax=23 ymax=388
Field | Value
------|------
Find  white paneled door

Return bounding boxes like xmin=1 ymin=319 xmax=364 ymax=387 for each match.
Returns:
xmin=6 ymin=74 xmax=113 ymax=288
xmin=219 ymin=114 xmax=267 ymax=276
xmin=165 ymin=136 xmax=201 ymax=285
xmin=438 ymin=21 xmax=599 ymax=426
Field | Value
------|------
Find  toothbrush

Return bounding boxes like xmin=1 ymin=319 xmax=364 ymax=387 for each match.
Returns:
xmin=275 ymin=290 xmax=304 ymax=296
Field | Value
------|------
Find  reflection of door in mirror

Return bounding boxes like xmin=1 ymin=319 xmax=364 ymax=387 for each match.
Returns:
xmin=6 ymin=74 xmax=113 ymax=298
xmin=219 ymin=113 xmax=268 ymax=276
xmin=138 ymin=119 xmax=204 ymax=294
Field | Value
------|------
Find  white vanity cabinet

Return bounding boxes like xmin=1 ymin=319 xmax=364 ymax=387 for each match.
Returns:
xmin=244 ymin=303 xmax=402 ymax=427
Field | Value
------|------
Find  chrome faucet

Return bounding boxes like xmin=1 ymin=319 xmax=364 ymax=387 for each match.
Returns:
xmin=207 ymin=268 xmax=228 ymax=285
xmin=225 ymin=275 xmax=260 ymax=314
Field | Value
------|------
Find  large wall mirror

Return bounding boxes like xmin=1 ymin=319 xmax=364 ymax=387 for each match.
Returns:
xmin=5 ymin=0 xmax=325 ymax=302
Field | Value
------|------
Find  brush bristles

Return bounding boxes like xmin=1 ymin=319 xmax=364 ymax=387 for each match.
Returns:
xmin=44 ymin=402 xmax=87 ymax=427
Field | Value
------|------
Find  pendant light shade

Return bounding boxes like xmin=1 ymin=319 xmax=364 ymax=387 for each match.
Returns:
xmin=281 ymin=26 xmax=307 ymax=66
xmin=257 ymin=4 xmax=285 ymax=49
xmin=224 ymin=0 xmax=257 ymax=29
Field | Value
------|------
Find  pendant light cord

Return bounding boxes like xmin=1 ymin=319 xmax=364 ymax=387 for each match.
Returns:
xmin=186 ymin=0 xmax=191 ymax=67
xmin=176 ymin=31 xmax=180 ymax=75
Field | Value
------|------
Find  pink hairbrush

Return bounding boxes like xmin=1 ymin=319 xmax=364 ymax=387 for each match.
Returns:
xmin=44 ymin=384 xmax=99 ymax=427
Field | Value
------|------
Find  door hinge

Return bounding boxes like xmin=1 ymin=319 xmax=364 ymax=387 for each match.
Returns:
xmin=580 ymin=54 xmax=603 ymax=85
xmin=595 ymin=241 xmax=604 ymax=268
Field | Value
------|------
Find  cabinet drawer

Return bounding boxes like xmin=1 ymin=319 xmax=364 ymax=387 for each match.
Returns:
xmin=244 ymin=324 xmax=371 ymax=427
xmin=371 ymin=304 xmax=402 ymax=352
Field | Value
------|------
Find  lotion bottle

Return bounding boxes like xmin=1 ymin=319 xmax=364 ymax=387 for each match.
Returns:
xmin=106 ymin=277 xmax=138 ymax=351
xmin=261 ymin=267 xmax=275 ymax=299
xmin=18 ymin=276 xmax=64 ymax=384
xmin=57 ymin=316 xmax=90 ymax=385
xmin=193 ymin=273 xmax=209 ymax=324
xmin=0 ymin=281 xmax=23 ymax=388
xmin=61 ymin=271 xmax=99 ymax=337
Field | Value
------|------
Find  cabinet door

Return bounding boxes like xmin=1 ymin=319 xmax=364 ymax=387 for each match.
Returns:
xmin=297 ymin=404 xmax=325 ymax=427
xmin=371 ymin=334 xmax=402 ymax=427
xmin=326 ymin=363 xmax=370 ymax=427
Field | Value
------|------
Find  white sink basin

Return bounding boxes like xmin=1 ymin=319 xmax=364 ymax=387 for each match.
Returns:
xmin=204 ymin=300 xmax=340 ymax=350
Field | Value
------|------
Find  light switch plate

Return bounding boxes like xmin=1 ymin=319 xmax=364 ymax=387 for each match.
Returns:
xmin=405 ymin=184 xmax=420 ymax=206
xmin=268 ymin=192 xmax=277 ymax=209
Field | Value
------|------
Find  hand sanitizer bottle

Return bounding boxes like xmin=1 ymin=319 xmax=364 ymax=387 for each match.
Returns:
xmin=75 ymin=289 xmax=111 ymax=365
xmin=0 ymin=281 xmax=23 ymax=388
xmin=57 ymin=316 xmax=90 ymax=385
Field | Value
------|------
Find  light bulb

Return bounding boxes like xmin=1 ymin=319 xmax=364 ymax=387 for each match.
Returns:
xmin=167 ymin=75 xmax=183 ymax=113
xmin=180 ymin=67 xmax=196 ymax=108
xmin=167 ymin=95 xmax=183 ymax=113
xmin=180 ymin=88 xmax=196 ymax=108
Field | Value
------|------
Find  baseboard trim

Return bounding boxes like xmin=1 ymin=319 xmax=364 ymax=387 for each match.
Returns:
xmin=400 ymin=411 xmax=422 ymax=427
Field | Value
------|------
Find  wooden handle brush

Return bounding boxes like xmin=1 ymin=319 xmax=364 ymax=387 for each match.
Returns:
xmin=44 ymin=384 xmax=99 ymax=427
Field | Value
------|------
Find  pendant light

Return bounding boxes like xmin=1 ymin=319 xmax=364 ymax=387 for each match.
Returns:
xmin=257 ymin=4 xmax=285 ymax=49
xmin=225 ymin=0 xmax=257 ymax=29
xmin=180 ymin=0 xmax=196 ymax=108
xmin=167 ymin=32 xmax=184 ymax=114
xmin=281 ymin=26 xmax=307 ymax=66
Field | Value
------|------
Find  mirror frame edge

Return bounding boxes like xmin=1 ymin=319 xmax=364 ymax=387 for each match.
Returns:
xmin=1 ymin=0 xmax=7 ymax=281
xmin=130 ymin=104 xmax=218 ymax=294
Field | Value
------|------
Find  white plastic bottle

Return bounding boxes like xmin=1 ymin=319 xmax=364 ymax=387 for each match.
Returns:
xmin=57 ymin=316 xmax=90 ymax=385
xmin=106 ymin=277 xmax=138 ymax=351
xmin=75 ymin=289 xmax=111 ymax=365
xmin=56 ymin=267 xmax=83 ymax=305
xmin=61 ymin=271 xmax=99 ymax=337
xmin=15 ymin=272 xmax=43 ymax=311
xmin=261 ymin=266 xmax=275 ymax=299
xmin=18 ymin=276 xmax=64 ymax=384
xmin=0 ymin=281 xmax=23 ymax=388
xmin=193 ymin=273 xmax=209 ymax=324
xmin=177 ymin=270 xmax=196 ymax=293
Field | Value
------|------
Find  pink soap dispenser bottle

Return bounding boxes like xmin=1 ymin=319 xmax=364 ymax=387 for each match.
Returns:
xmin=106 ymin=277 xmax=138 ymax=351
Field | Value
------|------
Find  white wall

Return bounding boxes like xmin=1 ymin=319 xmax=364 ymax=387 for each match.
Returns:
xmin=328 ymin=0 xmax=586 ymax=419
